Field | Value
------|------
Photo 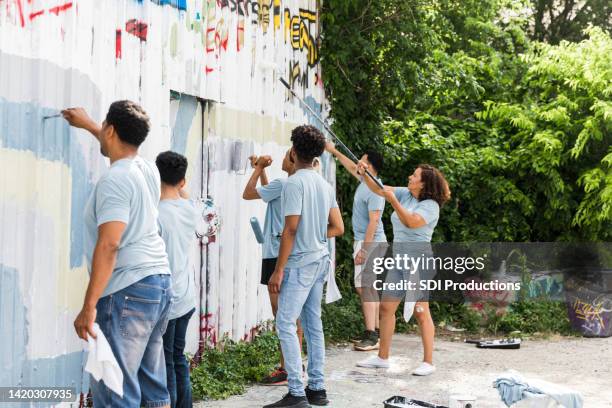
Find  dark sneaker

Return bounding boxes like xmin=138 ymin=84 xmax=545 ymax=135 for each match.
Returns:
xmin=261 ymin=367 xmax=288 ymax=386
xmin=350 ymin=330 xmax=368 ymax=344
xmin=263 ymin=393 xmax=311 ymax=408
xmin=305 ymin=387 xmax=329 ymax=406
xmin=354 ymin=330 xmax=379 ymax=351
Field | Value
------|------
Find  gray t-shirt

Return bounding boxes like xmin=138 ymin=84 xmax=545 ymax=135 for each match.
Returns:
xmin=390 ymin=187 xmax=439 ymax=242
xmin=84 ymin=156 xmax=170 ymax=297
xmin=352 ymin=180 xmax=386 ymax=242
xmin=256 ymin=178 xmax=286 ymax=259
xmin=282 ymin=169 xmax=338 ymax=268
xmin=158 ymin=198 xmax=198 ymax=320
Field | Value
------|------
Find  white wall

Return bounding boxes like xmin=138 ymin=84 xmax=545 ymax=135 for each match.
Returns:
xmin=0 ymin=0 xmax=330 ymax=400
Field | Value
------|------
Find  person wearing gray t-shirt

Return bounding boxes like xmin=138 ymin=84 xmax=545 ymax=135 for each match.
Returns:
xmin=63 ymin=102 xmax=172 ymax=407
xmin=356 ymin=161 xmax=451 ymax=378
xmin=242 ymin=149 xmax=304 ymax=386
xmin=325 ymin=142 xmax=386 ymax=352
xmin=264 ymin=126 xmax=344 ymax=408
xmin=156 ymin=151 xmax=199 ymax=408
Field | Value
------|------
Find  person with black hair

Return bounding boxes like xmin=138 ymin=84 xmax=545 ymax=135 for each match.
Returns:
xmin=156 ymin=151 xmax=199 ymax=408
xmin=63 ymin=102 xmax=173 ymax=407
xmin=325 ymin=143 xmax=386 ymax=351
xmin=264 ymin=125 xmax=344 ymax=408
xmin=242 ymin=149 xmax=304 ymax=386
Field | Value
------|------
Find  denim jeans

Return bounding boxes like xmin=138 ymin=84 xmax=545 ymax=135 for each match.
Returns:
xmin=162 ymin=308 xmax=195 ymax=408
xmin=276 ymin=256 xmax=329 ymax=396
xmin=91 ymin=274 xmax=173 ymax=407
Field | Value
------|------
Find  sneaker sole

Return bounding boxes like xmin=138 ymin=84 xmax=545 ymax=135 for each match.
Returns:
xmin=356 ymin=362 xmax=389 ymax=369
xmin=260 ymin=380 xmax=288 ymax=386
xmin=353 ymin=343 xmax=379 ymax=351
xmin=308 ymin=399 xmax=329 ymax=406
xmin=412 ymin=370 xmax=435 ymax=376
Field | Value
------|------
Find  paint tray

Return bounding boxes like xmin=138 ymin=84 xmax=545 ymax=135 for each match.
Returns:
xmin=383 ymin=396 xmax=448 ymax=408
xmin=476 ymin=338 xmax=521 ymax=349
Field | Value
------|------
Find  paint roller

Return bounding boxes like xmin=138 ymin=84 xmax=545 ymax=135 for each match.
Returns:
xmin=250 ymin=217 xmax=265 ymax=244
xmin=258 ymin=60 xmax=384 ymax=189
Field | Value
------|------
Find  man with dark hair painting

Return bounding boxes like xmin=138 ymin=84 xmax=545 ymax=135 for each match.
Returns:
xmin=325 ymin=143 xmax=386 ymax=351
xmin=156 ymin=151 xmax=199 ymax=408
xmin=264 ymin=125 xmax=345 ymax=408
xmin=242 ymin=149 xmax=305 ymax=386
xmin=63 ymin=103 xmax=172 ymax=408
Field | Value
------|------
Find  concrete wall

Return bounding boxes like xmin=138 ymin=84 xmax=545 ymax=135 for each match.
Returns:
xmin=0 ymin=0 xmax=332 ymax=403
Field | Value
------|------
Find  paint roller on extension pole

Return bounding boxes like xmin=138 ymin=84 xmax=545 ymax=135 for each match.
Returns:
xmin=278 ymin=77 xmax=384 ymax=190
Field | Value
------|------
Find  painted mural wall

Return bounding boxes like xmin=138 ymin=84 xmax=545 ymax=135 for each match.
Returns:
xmin=0 ymin=0 xmax=332 ymax=404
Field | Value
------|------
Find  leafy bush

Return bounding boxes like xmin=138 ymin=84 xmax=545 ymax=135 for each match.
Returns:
xmin=191 ymin=331 xmax=281 ymax=400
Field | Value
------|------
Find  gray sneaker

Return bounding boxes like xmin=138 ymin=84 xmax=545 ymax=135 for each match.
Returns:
xmin=354 ymin=330 xmax=379 ymax=351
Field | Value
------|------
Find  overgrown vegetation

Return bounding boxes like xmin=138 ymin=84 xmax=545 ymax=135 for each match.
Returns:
xmin=191 ymin=331 xmax=280 ymax=400
xmin=320 ymin=0 xmax=610 ymax=333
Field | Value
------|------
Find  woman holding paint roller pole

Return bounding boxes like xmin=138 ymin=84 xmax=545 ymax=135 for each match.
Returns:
xmin=355 ymin=161 xmax=450 ymax=376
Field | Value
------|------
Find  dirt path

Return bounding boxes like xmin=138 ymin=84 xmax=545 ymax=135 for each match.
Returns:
xmin=197 ymin=334 xmax=612 ymax=407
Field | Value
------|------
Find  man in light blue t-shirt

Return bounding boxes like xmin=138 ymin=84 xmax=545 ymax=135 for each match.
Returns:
xmin=264 ymin=126 xmax=344 ymax=408
xmin=325 ymin=142 xmax=386 ymax=352
xmin=63 ymin=102 xmax=172 ymax=408
xmin=242 ymin=149 xmax=303 ymax=386
xmin=156 ymin=151 xmax=199 ymax=408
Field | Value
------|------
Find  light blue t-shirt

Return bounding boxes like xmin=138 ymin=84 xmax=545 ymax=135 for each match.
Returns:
xmin=158 ymin=198 xmax=198 ymax=320
xmin=352 ymin=180 xmax=386 ymax=242
xmin=390 ymin=187 xmax=439 ymax=242
xmin=84 ymin=156 xmax=170 ymax=297
xmin=256 ymin=178 xmax=286 ymax=259
xmin=282 ymin=169 xmax=338 ymax=268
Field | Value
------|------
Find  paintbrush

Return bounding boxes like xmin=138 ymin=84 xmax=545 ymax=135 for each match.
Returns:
xmin=43 ymin=113 xmax=62 ymax=120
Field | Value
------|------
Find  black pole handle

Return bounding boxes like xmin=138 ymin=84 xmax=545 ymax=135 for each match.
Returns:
xmin=279 ymin=77 xmax=384 ymax=190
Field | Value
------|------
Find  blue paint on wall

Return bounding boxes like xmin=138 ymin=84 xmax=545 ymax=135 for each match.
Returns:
xmin=0 ymin=98 xmax=94 ymax=268
xmin=151 ymin=0 xmax=187 ymax=10
xmin=0 ymin=264 xmax=88 ymax=396
xmin=171 ymin=95 xmax=198 ymax=155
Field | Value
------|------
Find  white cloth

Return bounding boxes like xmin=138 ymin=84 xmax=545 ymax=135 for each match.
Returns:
xmin=403 ymin=301 xmax=416 ymax=322
xmin=85 ymin=323 xmax=124 ymax=397
xmin=325 ymin=257 xmax=342 ymax=304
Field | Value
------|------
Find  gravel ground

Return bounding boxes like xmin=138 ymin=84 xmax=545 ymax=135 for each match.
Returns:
xmin=196 ymin=334 xmax=612 ymax=407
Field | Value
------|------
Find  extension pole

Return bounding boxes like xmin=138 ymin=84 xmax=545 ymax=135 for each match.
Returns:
xmin=279 ymin=78 xmax=384 ymax=190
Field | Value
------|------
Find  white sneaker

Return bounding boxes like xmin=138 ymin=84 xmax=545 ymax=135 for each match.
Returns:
xmin=356 ymin=355 xmax=390 ymax=368
xmin=412 ymin=362 xmax=436 ymax=376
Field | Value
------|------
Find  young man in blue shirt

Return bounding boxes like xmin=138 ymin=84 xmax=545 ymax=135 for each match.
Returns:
xmin=242 ymin=150 xmax=304 ymax=385
xmin=325 ymin=143 xmax=386 ymax=351
xmin=264 ymin=126 xmax=344 ymax=408
xmin=64 ymin=103 xmax=172 ymax=408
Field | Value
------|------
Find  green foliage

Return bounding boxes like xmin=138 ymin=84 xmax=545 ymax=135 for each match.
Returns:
xmin=321 ymin=1 xmax=609 ymax=334
xmin=190 ymin=331 xmax=281 ymax=400
xmin=490 ymin=300 xmax=573 ymax=335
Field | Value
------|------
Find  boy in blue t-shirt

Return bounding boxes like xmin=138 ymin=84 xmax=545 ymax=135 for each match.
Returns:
xmin=156 ymin=151 xmax=199 ymax=408
xmin=264 ymin=126 xmax=344 ymax=408
xmin=242 ymin=149 xmax=302 ymax=386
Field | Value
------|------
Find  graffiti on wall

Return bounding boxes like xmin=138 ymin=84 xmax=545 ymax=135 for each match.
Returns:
xmin=0 ymin=0 xmax=73 ymax=28
xmin=0 ymin=0 xmax=328 ymax=399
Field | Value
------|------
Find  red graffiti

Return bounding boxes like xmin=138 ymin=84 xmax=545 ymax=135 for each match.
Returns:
xmin=125 ymin=18 xmax=148 ymax=41
xmin=463 ymin=277 xmax=513 ymax=305
xmin=28 ymin=8 xmax=44 ymax=21
xmin=3 ymin=0 xmax=73 ymax=28
xmin=48 ymin=1 xmax=71 ymax=15
xmin=115 ymin=29 xmax=122 ymax=59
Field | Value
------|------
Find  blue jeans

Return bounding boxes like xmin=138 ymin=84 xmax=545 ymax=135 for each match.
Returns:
xmin=162 ymin=308 xmax=195 ymax=408
xmin=92 ymin=274 xmax=173 ymax=407
xmin=276 ymin=256 xmax=329 ymax=396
